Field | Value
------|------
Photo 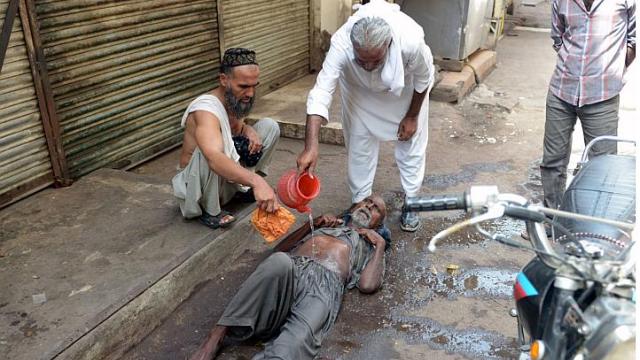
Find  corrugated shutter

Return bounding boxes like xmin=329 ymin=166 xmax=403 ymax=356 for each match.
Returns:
xmin=1 ymin=0 xmax=54 ymax=206
xmin=222 ymin=0 xmax=310 ymax=95
xmin=34 ymin=0 xmax=221 ymax=178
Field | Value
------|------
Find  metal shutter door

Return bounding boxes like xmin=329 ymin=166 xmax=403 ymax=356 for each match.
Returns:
xmin=222 ymin=0 xmax=310 ymax=95
xmin=1 ymin=0 xmax=54 ymax=206
xmin=35 ymin=0 xmax=221 ymax=177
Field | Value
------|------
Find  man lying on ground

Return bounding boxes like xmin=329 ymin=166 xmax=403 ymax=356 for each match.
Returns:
xmin=190 ymin=195 xmax=390 ymax=360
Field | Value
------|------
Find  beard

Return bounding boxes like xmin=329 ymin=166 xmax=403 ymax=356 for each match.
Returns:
xmin=225 ymin=87 xmax=254 ymax=119
xmin=351 ymin=207 xmax=372 ymax=228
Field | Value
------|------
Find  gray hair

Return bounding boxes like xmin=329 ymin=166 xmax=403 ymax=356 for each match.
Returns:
xmin=350 ymin=17 xmax=392 ymax=49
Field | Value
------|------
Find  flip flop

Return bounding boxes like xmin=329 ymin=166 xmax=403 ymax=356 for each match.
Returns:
xmin=199 ymin=210 xmax=236 ymax=229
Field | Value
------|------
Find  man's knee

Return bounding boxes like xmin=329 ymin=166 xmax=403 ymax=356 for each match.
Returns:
xmin=540 ymin=156 xmax=567 ymax=170
xmin=259 ymin=252 xmax=292 ymax=278
xmin=256 ymin=118 xmax=281 ymax=143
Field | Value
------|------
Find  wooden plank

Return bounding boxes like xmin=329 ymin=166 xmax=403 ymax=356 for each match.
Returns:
xmin=0 ymin=0 xmax=19 ymax=72
xmin=309 ymin=0 xmax=323 ymax=71
xmin=0 ymin=172 xmax=52 ymax=209
xmin=216 ymin=0 xmax=225 ymax=60
xmin=20 ymin=0 xmax=71 ymax=185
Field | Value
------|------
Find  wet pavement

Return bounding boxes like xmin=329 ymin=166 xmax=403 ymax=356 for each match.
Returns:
xmin=122 ymin=28 xmax=553 ymax=360
xmin=124 ymin=145 xmax=539 ymax=360
xmin=123 ymin=24 xmax=638 ymax=360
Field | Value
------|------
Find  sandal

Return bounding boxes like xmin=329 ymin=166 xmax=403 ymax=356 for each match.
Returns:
xmin=198 ymin=210 xmax=236 ymax=229
xmin=400 ymin=209 xmax=421 ymax=232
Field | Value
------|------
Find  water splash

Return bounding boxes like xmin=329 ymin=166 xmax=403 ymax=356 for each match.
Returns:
xmin=308 ymin=212 xmax=316 ymax=259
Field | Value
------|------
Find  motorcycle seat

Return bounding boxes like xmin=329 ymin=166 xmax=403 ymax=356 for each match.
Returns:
xmin=556 ymin=154 xmax=635 ymax=252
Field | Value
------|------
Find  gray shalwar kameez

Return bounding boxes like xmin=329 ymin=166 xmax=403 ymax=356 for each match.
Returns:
xmin=218 ymin=226 xmax=381 ymax=360
xmin=171 ymin=94 xmax=280 ymax=219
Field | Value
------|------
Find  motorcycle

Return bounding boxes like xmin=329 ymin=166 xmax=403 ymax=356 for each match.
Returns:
xmin=404 ymin=136 xmax=636 ymax=360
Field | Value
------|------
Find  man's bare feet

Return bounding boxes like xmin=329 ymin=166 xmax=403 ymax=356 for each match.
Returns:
xmin=189 ymin=326 xmax=227 ymax=360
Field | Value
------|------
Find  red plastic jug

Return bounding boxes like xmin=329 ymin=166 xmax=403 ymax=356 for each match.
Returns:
xmin=277 ymin=169 xmax=321 ymax=213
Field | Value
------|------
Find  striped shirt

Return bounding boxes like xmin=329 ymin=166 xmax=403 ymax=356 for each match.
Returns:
xmin=549 ymin=0 xmax=636 ymax=107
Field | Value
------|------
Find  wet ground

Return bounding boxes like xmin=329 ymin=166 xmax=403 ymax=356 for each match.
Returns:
xmin=122 ymin=25 xmax=637 ymax=360
xmin=123 ymin=188 xmax=534 ymax=360
xmin=124 ymin=131 xmax=543 ymax=360
xmin=123 ymin=28 xmax=552 ymax=360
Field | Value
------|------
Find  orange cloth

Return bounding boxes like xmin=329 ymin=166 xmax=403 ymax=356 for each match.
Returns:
xmin=251 ymin=207 xmax=296 ymax=243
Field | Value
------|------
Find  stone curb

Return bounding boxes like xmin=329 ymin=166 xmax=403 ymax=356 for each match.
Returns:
xmin=55 ymin=206 xmax=265 ymax=360
xmin=247 ymin=117 xmax=345 ymax=146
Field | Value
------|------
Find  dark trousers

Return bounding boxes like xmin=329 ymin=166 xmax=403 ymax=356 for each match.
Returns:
xmin=218 ymin=253 xmax=343 ymax=360
xmin=541 ymin=91 xmax=619 ymax=210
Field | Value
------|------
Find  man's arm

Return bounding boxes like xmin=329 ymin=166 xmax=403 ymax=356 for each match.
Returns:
xmin=397 ymin=37 xmax=433 ymax=141
xmin=626 ymin=1 xmax=636 ymax=67
xmin=551 ymin=0 xmax=565 ymax=52
xmin=298 ymin=32 xmax=347 ymax=174
xmin=194 ymin=111 xmax=278 ymax=212
xmin=297 ymin=114 xmax=327 ymax=175
xmin=397 ymin=90 xmax=427 ymax=141
xmin=356 ymin=229 xmax=386 ymax=294
xmin=274 ymin=219 xmax=311 ymax=253
xmin=275 ymin=214 xmax=343 ymax=252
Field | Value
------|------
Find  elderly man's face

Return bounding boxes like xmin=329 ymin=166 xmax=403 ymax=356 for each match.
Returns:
xmin=353 ymin=45 xmax=387 ymax=72
xmin=350 ymin=195 xmax=386 ymax=229
xmin=220 ymin=64 xmax=260 ymax=118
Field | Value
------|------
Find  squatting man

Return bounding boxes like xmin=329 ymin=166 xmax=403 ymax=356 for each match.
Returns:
xmin=172 ymin=48 xmax=280 ymax=229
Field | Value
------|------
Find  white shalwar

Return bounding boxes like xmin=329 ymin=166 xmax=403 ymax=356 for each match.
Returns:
xmin=306 ymin=0 xmax=434 ymax=203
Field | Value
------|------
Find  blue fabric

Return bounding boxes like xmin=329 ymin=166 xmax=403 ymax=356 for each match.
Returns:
xmin=232 ymin=135 xmax=263 ymax=167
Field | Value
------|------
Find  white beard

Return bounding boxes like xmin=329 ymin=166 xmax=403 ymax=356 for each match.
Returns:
xmin=351 ymin=207 xmax=372 ymax=228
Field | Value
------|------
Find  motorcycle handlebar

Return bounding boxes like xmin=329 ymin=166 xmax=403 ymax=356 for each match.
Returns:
xmin=403 ymin=193 xmax=467 ymax=213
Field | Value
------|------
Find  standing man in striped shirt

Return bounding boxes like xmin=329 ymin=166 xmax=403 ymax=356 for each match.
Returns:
xmin=542 ymin=0 xmax=635 ymax=211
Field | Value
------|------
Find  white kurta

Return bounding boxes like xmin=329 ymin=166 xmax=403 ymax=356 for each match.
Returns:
xmin=306 ymin=0 xmax=434 ymax=203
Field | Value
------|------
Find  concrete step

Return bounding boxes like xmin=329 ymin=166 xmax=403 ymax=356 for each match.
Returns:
xmin=0 ymin=169 xmax=258 ymax=360
xmin=249 ymin=74 xmax=345 ymax=146
xmin=432 ymin=50 xmax=497 ymax=103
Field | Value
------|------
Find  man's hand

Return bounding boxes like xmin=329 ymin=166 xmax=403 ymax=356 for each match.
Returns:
xmin=296 ymin=146 xmax=319 ymax=176
xmin=397 ymin=115 xmax=418 ymax=141
xmin=242 ymin=125 xmax=262 ymax=154
xmin=356 ymin=228 xmax=386 ymax=249
xmin=626 ymin=46 xmax=636 ymax=67
xmin=313 ymin=214 xmax=344 ymax=228
xmin=252 ymin=176 xmax=279 ymax=213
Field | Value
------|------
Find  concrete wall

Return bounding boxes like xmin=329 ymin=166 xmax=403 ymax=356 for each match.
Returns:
xmin=321 ymin=0 xmax=353 ymax=34
xmin=311 ymin=0 xmax=395 ymax=69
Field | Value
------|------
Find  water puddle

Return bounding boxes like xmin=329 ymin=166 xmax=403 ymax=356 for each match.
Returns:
xmin=518 ymin=158 xmax=543 ymax=203
xmin=391 ymin=315 xmax=519 ymax=359
xmin=424 ymin=268 xmax=516 ymax=299
xmin=418 ymin=214 xmax=524 ymax=249
xmin=423 ymin=161 xmax=513 ymax=190
xmin=397 ymin=266 xmax=517 ymax=309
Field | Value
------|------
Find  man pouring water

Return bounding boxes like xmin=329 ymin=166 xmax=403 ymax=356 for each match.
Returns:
xmin=296 ymin=0 xmax=435 ymax=232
